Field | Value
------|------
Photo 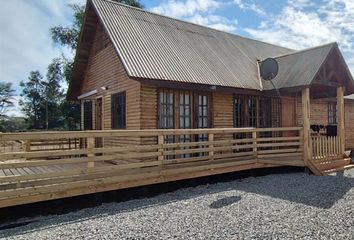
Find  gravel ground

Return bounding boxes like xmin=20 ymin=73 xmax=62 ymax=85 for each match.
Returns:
xmin=0 ymin=169 xmax=354 ymax=240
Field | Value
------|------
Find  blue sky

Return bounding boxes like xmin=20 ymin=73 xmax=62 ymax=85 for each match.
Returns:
xmin=1 ymin=0 xmax=354 ymax=116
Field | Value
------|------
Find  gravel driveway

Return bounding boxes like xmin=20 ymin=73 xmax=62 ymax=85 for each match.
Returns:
xmin=1 ymin=169 xmax=354 ymax=240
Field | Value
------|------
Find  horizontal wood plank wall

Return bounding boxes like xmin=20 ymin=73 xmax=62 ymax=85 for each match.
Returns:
xmin=140 ymin=84 xmax=158 ymax=130
xmin=212 ymin=92 xmax=234 ymax=155
xmin=140 ymin=84 xmax=158 ymax=146
xmin=79 ymin=22 xmax=142 ymax=147
xmin=345 ymin=100 xmax=354 ymax=149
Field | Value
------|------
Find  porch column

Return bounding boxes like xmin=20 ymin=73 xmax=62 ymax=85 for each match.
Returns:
xmin=302 ymin=87 xmax=311 ymax=165
xmin=337 ymin=86 xmax=345 ymax=155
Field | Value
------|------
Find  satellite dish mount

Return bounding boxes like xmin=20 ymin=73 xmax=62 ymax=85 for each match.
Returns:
xmin=260 ymin=58 xmax=280 ymax=96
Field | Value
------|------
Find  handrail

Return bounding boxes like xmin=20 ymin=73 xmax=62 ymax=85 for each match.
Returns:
xmin=0 ymin=127 xmax=303 ymax=141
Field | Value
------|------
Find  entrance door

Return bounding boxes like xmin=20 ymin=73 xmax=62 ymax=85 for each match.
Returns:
xmin=281 ymin=97 xmax=296 ymax=137
xmin=95 ymin=98 xmax=103 ymax=148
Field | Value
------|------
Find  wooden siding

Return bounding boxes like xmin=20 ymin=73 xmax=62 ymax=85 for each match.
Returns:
xmin=345 ymin=100 xmax=354 ymax=149
xmin=79 ymin=22 xmax=141 ymax=131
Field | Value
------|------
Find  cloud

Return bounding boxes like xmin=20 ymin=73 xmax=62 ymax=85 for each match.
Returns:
xmin=244 ymin=0 xmax=354 ymax=74
xmin=233 ymin=0 xmax=266 ymax=16
xmin=151 ymin=0 xmax=222 ymax=18
xmin=189 ymin=14 xmax=238 ymax=32
xmin=0 ymin=0 xmax=84 ymax=116
xmin=151 ymin=0 xmax=237 ymax=32
xmin=7 ymin=95 xmax=25 ymax=117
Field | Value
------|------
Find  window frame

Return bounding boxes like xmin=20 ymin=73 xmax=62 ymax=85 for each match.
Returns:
xmin=83 ymin=100 xmax=93 ymax=130
xmin=328 ymin=102 xmax=337 ymax=125
xmin=111 ymin=91 xmax=126 ymax=129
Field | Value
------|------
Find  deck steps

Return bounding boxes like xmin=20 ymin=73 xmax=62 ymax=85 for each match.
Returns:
xmin=310 ymin=156 xmax=353 ymax=175
xmin=323 ymin=164 xmax=354 ymax=174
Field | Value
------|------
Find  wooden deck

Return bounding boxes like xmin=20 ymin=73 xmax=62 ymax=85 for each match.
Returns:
xmin=0 ymin=126 xmax=348 ymax=209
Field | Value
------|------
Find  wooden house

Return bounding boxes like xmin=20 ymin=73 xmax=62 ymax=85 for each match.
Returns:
xmin=69 ymin=0 xmax=354 ymax=155
xmin=1 ymin=0 xmax=354 ymax=208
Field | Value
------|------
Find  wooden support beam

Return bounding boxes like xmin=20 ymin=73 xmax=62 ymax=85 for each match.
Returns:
xmin=302 ymin=88 xmax=310 ymax=166
xmin=337 ymin=86 xmax=345 ymax=155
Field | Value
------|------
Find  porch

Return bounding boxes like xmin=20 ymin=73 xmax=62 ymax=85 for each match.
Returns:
xmin=0 ymin=127 xmax=305 ymax=208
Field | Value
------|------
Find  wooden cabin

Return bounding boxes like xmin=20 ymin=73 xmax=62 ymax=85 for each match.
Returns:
xmin=1 ymin=0 xmax=354 ymax=208
xmin=69 ymin=0 xmax=354 ymax=153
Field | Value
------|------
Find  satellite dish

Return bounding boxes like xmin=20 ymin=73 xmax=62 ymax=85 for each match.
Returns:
xmin=260 ymin=58 xmax=278 ymax=81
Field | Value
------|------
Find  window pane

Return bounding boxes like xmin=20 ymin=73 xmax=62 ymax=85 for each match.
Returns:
xmin=111 ymin=92 xmax=126 ymax=129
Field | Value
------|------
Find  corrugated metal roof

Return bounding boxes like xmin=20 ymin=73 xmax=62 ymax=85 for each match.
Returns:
xmin=91 ymin=0 xmax=292 ymax=90
xmin=87 ymin=0 xmax=353 ymax=93
xmin=262 ymin=43 xmax=334 ymax=90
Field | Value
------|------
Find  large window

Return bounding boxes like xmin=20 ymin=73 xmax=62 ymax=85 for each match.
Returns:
xmin=328 ymin=102 xmax=337 ymax=124
xmin=111 ymin=92 xmax=126 ymax=129
xmin=233 ymin=95 xmax=281 ymax=128
xmin=83 ymin=101 xmax=93 ymax=130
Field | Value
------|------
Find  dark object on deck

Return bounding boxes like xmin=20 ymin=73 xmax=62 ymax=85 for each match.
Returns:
xmin=310 ymin=124 xmax=325 ymax=133
xmin=326 ymin=125 xmax=337 ymax=137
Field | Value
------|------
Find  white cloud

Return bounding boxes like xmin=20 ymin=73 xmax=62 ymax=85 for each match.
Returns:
xmin=233 ymin=0 xmax=266 ymax=16
xmin=151 ymin=0 xmax=222 ymax=18
xmin=0 ymin=0 xmax=84 ymax=116
xmin=244 ymin=0 xmax=354 ymax=74
xmin=7 ymin=95 xmax=25 ymax=117
xmin=151 ymin=0 xmax=237 ymax=32
xmin=189 ymin=14 xmax=238 ymax=32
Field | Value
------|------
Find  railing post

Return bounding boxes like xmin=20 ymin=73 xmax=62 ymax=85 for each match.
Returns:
xmin=302 ymin=88 xmax=310 ymax=166
xmin=252 ymin=130 xmax=257 ymax=160
xmin=87 ymin=137 xmax=95 ymax=168
xmin=25 ymin=140 xmax=31 ymax=152
xmin=208 ymin=133 xmax=214 ymax=160
xmin=337 ymin=86 xmax=345 ymax=156
xmin=158 ymin=134 xmax=164 ymax=164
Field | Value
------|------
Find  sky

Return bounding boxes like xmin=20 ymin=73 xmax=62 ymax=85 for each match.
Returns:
xmin=0 ymin=0 xmax=354 ymax=116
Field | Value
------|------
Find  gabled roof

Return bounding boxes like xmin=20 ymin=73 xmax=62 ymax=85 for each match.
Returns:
xmin=90 ymin=0 xmax=292 ymax=91
xmin=69 ymin=0 xmax=354 ymax=99
xmin=262 ymin=43 xmax=335 ymax=90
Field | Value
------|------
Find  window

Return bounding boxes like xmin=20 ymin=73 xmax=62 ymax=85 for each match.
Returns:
xmin=233 ymin=95 xmax=281 ymax=129
xmin=259 ymin=97 xmax=272 ymax=128
xmin=196 ymin=94 xmax=209 ymax=156
xmin=328 ymin=102 xmax=337 ymax=124
xmin=196 ymin=94 xmax=209 ymax=129
xmin=158 ymin=90 xmax=174 ymax=129
xmin=233 ymin=96 xmax=244 ymax=127
xmin=179 ymin=92 xmax=191 ymax=129
xmin=111 ymin=92 xmax=126 ymax=129
xmin=179 ymin=92 xmax=191 ymax=158
xmin=247 ymin=96 xmax=257 ymax=127
xmin=83 ymin=101 xmax=93 ymax=130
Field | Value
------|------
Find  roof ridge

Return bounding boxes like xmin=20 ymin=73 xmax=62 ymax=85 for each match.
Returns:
xmin=272 ymin=42 xmax=336 ymax=59
xmin=95 ymin=0 xmax=293 ymax=52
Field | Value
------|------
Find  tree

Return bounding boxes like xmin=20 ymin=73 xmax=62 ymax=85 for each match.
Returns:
xmin=0 ymin=82 xmax=14 ymax=117
xmin=19 ymin=71 xmax=46 ymax=129
xmin=44 ymin=58 xmax=66 ymax=129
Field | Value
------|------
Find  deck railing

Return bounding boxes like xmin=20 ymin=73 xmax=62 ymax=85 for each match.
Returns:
xmin=310 ymin=135 xmax=341 ymax=160
xmin=0 ymin=127 xmax=303 ymax=208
